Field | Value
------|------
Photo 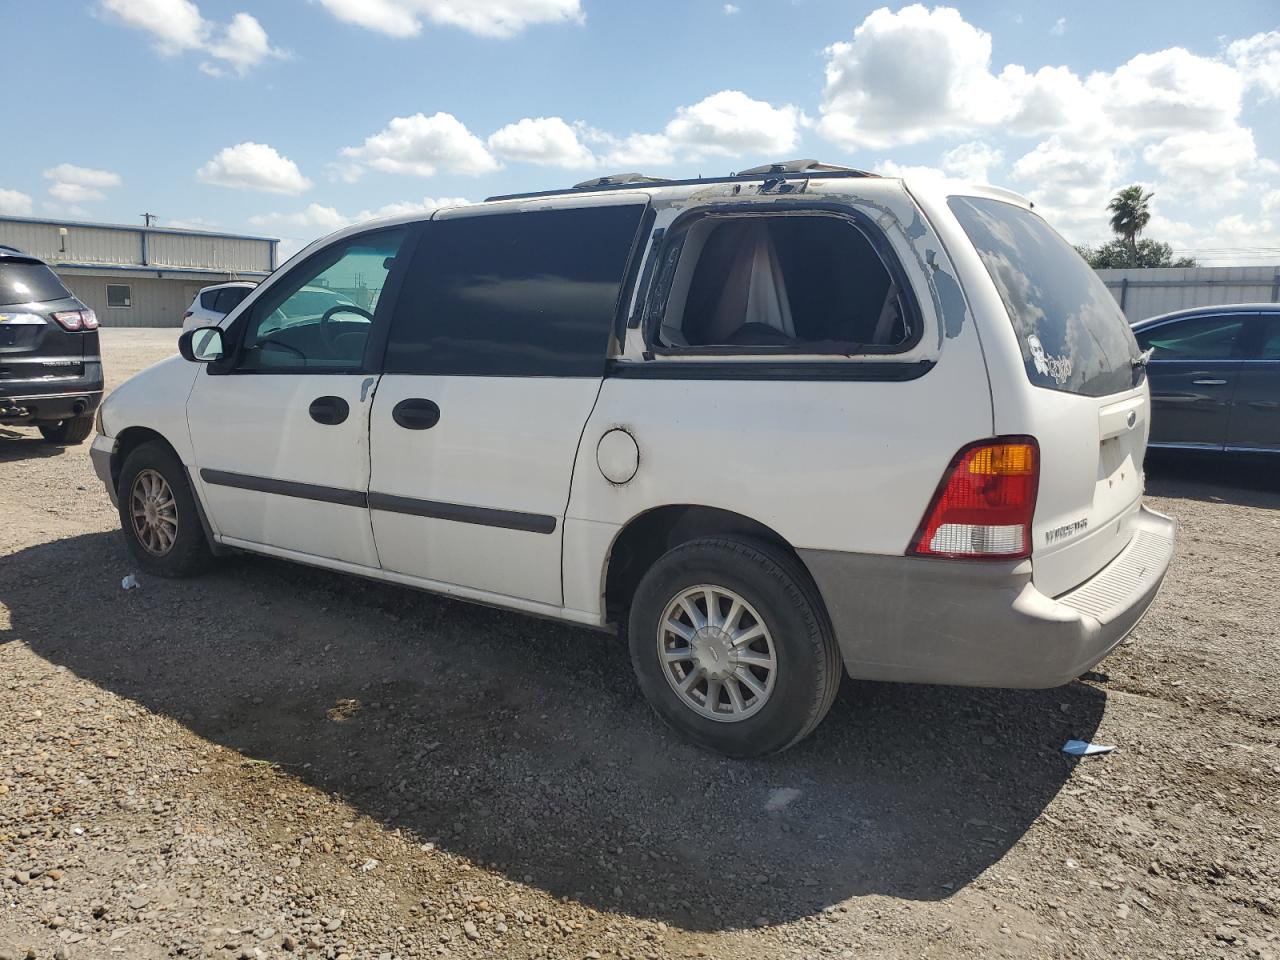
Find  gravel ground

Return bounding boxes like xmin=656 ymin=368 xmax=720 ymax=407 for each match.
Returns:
xmin=1 ymin=328 xmax=1278 ymax=960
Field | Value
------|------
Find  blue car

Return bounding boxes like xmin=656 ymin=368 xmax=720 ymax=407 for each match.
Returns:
xmin=1133 ymin=304 xmax=1280 ymax=455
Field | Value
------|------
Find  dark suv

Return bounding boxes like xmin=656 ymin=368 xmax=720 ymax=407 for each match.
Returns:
xmin=0 ymin=245 xmax=103 ymax=444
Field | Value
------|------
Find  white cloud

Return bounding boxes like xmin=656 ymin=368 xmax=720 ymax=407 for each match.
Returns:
xmin=315 ymin=0 xmax=583 ymax=38
xmin=1009 ymin=137 xmax=1127 ymax=239
xmin=488 ymin=117 xmax=596 ymax=168
xmin=249 ymin=197 xmax=471 ymax=233
xmin=817 ymin=5 xmax=1244 ymax=150
xmin=1051 ymin=17 xmax=1065 ymax=36
xmin=1228 ymin=30 xmax=1280 ymax=99
xmin=197 ymin=142 xmax=312 ymax=194
xmin=98 ymin=0 xmax=283 ymax=75
xmin=341 ymin=113 xmax=499 ymax=178
xmin=663 ymin=90 xmax=806 ymax=160
xmin=940 ymin=141 xmax=1003 ymax=181
xmin=0 ymin=188 xmax=33 ymax=216
xmin=1142 ymin=126 xmax=1275 ymax=205
xmin=42 ymin=164 xmax=122 ymax=204
xmin=200 ymin=13 xmax=287 ymax=77
xmin=818 ymin=5 xmax=1014 ymax=150
xmin=723 ymin=4 xmax=740 ymax=14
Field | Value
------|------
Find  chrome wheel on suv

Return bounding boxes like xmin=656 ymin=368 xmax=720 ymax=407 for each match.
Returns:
xmin=658 ymin=584 xmax=777 ymax=721
xmin=129 ymin=468 xmax=178 ymax=556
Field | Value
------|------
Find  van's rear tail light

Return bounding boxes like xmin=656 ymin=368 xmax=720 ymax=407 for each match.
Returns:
xmin=51 ymin=309 xmax=97 ymax=331
xmin=908 ymin=437 xmax=1039 ymax=560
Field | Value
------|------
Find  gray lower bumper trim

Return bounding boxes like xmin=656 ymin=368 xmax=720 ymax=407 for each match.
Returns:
xmin=89 ymin=435 xmax=117 ymax=507
xmin=800 ymin=505 xmax=1176 ymax=689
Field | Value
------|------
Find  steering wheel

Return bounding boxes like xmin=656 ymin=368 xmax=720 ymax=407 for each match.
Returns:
xmin=319 ymin=304 xmax=374 ymax=357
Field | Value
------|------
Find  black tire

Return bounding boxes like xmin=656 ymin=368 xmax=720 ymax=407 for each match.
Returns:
xmin=627 ymin=537 xmax=841 ymax=758
xmin=116 ymin=441 xmax=213 ymax=577
xmin=38 ymin=414 xmax=95 ymax=445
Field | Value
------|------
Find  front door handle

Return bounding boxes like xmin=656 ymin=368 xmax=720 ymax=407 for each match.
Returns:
xmin=309 ymin=395 xmax=350 ymax=425
xmin=392 ymin=398 xmax=441 ymax=430
xmin=1192 ymin=378 xmax=1227 ymax=386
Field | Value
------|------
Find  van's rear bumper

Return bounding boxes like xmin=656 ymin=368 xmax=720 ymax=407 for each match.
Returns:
xmin=800 ymin=504 xmax=1176 ymax=688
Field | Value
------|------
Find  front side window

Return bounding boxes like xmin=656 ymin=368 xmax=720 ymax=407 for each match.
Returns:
xmin=650 ymin=213 xmax=913 ymax=354
xmin=949 ymin=196 xmax=1141 ymax=397
xmin=106 ymin=283 xmax=131 ymax=307
xmin=385 ymin=204 xmax=646 ymax=377
xmin=1136 ymin=315 xmax=1244 ymax=361
xmin=237 ymin=228 xmax=407 ymax=372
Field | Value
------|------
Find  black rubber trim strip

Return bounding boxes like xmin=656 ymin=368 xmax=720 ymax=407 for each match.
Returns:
xmin=605 ymin=359 xmax=935 ymax=382
xmin=200 ymin=468 xmax=367 ymax=508
xmin=200 ymin=468 xmax=558 ymax=534
xmin=367 ymin=492 xmax=557 ymax=535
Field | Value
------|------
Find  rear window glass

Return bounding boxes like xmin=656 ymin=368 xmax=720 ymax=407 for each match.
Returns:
xmin=948 ymin=196 xmax=1140 ymax=397
xmin=0 ymin=260 xmax=70 ymax=305
xmin=200 ymin=290 xmax=220 ymax=310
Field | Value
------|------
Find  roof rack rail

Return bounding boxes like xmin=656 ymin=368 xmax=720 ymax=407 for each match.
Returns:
xmin=571 ymin=173 xmax=671 ymax=190
xmin=736 ymin=159 xmax=871 ymax=176
xmin=484 ymin=161 xmax=877 ymax=203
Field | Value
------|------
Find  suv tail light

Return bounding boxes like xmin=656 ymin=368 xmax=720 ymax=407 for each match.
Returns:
xmin=908 ymin=437 xmax=1039 ymax=560
xmin=51 ymin=309 xmax=98 ymax=331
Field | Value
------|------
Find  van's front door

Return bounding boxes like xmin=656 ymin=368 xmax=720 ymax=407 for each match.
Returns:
xmin=187 ymin=227 xmax=411 ymax=566
xmin=367 ymin=202 xmax=648 ymax=607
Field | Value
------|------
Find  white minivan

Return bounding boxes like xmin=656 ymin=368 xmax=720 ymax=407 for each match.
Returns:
xmin=91 ymin=161 xmax=1176 ymax=757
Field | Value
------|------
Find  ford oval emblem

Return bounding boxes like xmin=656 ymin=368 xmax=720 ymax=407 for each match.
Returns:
xmin=1126 ymin=410 xmax=1137 ymax=429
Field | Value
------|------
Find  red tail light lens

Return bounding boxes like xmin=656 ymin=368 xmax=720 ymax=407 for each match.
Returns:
xmin=908 ymin=437 xmax=1039 ymax=560
xmin=51 ymin=309 xmax=97 ymax=331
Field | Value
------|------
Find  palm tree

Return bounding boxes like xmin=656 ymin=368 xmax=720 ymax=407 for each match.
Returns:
xmin=1107 ymin=186 xmax=1153 ymax=268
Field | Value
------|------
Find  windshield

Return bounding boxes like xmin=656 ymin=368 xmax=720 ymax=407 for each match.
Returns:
xmin=949 ymin=196 xmax=1140 ymax=398
xmin=0 ymin=260 xmax=71 ymax=305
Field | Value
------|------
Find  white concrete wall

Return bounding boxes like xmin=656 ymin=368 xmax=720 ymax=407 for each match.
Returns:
xmin=1097 ymin=265 xmax=1280 ymax=322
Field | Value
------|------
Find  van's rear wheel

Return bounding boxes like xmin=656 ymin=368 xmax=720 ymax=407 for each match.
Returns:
xmin=627 ymin=538 xmax=841 ymax=758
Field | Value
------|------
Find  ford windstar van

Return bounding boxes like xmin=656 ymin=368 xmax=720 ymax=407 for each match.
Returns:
xmin=91 ymin=160 xmax=1175 ymax=757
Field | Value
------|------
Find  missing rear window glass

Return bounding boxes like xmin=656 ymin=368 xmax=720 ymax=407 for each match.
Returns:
xmin=650 ymin=212 xmax=915 ymax=354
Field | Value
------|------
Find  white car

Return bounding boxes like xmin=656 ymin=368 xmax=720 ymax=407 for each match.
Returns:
xmin=91 ymin=161 xmax=1176 ymax=757
xmin=181 ymin=281 xmax=256 ymax=332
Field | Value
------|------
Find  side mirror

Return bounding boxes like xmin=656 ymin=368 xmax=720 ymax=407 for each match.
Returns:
xmin=179 ymin=326 xmax=225 ymax=363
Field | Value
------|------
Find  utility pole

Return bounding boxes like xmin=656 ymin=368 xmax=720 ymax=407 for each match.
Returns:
xmin=140 ymin=212 xmax=158 ymax=227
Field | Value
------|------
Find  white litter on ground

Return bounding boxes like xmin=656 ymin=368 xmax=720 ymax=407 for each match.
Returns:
xmin=765 ymin=787 xmax=803 ymax=812
xmin=120 ymin=574 xmax=139 ymax=590
xmin=1062 ymin=739 xmax=1116 ymax=757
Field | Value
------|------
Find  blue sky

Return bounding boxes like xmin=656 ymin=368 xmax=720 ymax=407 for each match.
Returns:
xmin=2 ymin=1 xmax=1279 ymax=263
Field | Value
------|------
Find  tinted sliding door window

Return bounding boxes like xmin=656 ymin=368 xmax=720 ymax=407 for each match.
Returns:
xmin=237 ymin=227 xmax=407 ymax=372
xmin=1135 ymin=316 xmax=1244 ymax=360
xmin=385 ymin=204 xmax=646 ymax=377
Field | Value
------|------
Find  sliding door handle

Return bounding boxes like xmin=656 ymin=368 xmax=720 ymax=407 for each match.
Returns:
xmin=392 ymin=398 xmax=441 ymax=430
xmin=308 ymin=395 xmax=350 ymax=425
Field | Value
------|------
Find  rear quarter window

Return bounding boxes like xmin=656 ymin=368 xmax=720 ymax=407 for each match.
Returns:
xmin=0 ymin=260 xmax=71 ymax=305
xmin=949 ymin=196 xmax=1140 ymax=398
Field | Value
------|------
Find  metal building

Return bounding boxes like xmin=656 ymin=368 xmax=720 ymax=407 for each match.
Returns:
xmin=0 ymin=215 xmax=279 ymax=327
xmin=1097 ymin=265 xmax=1280 ymax=323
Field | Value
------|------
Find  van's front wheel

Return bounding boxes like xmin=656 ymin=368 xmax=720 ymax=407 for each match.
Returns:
xmin=627 ymin=538 xmax=841 ymax=758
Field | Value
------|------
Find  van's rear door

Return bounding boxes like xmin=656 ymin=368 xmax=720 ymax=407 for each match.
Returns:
xmin=948 ymin=196 xmax=1149 ymax=598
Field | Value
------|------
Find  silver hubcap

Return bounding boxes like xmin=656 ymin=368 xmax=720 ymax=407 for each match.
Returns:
xmin=657 ymin=584 xmax=777 ymax=722
xmin=129 ymin=469 xmax=178 ymax=556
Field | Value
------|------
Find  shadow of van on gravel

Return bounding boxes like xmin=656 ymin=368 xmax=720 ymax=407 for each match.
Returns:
xmin=2 ymin=530 xmax=1105 ymax=932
